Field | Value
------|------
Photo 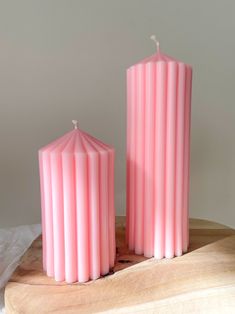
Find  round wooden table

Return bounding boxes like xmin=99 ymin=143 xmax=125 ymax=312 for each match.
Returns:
xmin=5 ymin=217 xmax=235 ymax=313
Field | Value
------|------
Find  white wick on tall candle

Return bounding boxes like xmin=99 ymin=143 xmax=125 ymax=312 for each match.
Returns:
xmin=72 ymin=120 xmax=78 ymax=129
xmin=150 ymin=35 xmax=160 ymax=53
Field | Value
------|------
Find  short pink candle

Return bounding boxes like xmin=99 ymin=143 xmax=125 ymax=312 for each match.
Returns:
xmin=39 ymin=121 xmax=115 ymax=283
xmin=126 ymin=37 xmax=192 ymax=258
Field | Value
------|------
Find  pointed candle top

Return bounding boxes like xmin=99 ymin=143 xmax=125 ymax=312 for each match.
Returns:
xmin=150 ymin=35 xmax=160 ymax=53
xmin=128 ymin=36 xmax=191 ymax=68
xmin=72 ymin=120 xmax=78 ymax=129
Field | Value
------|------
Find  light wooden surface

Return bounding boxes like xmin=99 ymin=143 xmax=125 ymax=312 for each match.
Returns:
xmin=5 ymin=217 xmax=235 ymax=313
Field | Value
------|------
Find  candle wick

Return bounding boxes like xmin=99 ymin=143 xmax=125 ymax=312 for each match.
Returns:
xmin=150 ymin=35 xmax=160 ymax=53
xmin=72 ymin=120 xmax=78 ymax=129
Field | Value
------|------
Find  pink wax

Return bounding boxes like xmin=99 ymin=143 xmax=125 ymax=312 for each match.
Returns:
xmin=126 ymin=37 xmax=192 ymax=258
xmin=39 ymin=121 xmax=116 ymax=283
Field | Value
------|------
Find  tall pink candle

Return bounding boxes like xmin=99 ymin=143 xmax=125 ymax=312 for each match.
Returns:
xmin=126 ymin=37 xmax=192 ymax=258
xmin=39 ymin=121 xmax=116 ymax=283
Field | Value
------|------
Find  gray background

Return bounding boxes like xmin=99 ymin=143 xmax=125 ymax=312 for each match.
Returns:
xmin=0 ymin=0 xmax=235 ymax=228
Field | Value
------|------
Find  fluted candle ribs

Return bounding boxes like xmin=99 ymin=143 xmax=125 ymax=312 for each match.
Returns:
xmin=39 ymin=128 xmax=115 ymax=283
xmin=126 ymin=51 xmax=192 ymax=258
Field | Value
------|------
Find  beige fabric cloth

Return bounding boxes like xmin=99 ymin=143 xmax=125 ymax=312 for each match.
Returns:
xmin=0 ymin=224 xmax=41 ymax=313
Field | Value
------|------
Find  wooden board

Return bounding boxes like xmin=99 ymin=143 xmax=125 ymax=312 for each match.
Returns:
xmin=5 ymin=217 xmax=235 ymax=313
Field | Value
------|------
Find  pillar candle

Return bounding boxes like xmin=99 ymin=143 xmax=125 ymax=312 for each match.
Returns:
xmin=39 ymin=121 xmax=115 ymax=283
xmin=126 ymin=36 xmax=192 ymax=258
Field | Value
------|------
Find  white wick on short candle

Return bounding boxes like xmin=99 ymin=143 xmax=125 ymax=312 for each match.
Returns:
xmin=150 ymin=35 xmax=160 ymax=53
xmin=72 ymin=120 xmax=78 ymax=129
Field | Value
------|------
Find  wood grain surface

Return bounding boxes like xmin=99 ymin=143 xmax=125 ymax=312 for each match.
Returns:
xmin=5 ymin=217 xmax=235 ymax=313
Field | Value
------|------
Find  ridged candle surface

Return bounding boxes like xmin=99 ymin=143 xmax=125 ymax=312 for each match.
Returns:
xmin=39 ymin=128 xmax=115 ymax=283
xmin=126 ymin=49 xmax=192 ymax=258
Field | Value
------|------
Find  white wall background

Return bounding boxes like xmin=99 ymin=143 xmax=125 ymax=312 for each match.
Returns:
xmin=0 ymin=0 xmax=235 ymax=228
